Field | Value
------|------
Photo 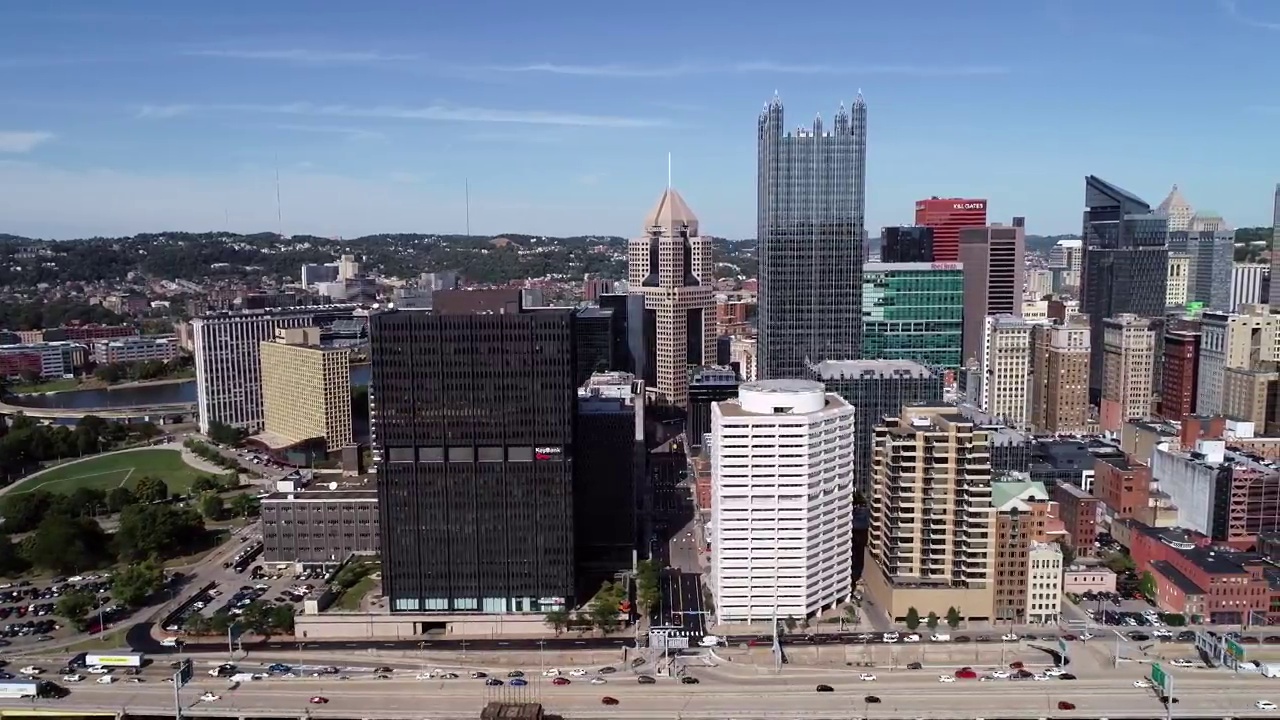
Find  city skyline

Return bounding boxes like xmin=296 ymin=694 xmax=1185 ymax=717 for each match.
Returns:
xmin=2 ymin=0 xmax=1280 ymax=239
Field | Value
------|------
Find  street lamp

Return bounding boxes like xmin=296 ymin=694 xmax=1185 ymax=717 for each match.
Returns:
xmin=226 ymin=620 xmax=239 ymax=662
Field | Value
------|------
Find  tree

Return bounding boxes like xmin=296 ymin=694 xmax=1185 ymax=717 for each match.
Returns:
xmin=191 ymin=476 xmax=221 ymax=495
xmin=1103 ymin=551 xmax=1136 ymax=575
xmin=25 ymin=515 xmax=109 ymax=574
xmin=114 ymin=504 xmax=205 ymax=562
xmin=0 ymin=491 xmax=52 ymax=533
xmin=946 ymin=606 xmax=962 ymax=630
xmin=842 ymin=603 xmax=860 ymax=627
xmin=544 ymin=608 xmax=570 ymax=636
xmin=229 ymin=493 xmax=260 ymax=518
xmin=198 ymin=493 xmax=225 ymax=520
xmin=112 ymin=560 xmax=165 ymax=608
xmin=1055 ymin=539 xmax=1077 ymax=567
xmin=183 ymin=614 xmax=211 ymax=636
xmin=268 ymin=603 xmax=295 ymax=633
xmin=133 ymin=476 xmax=169 ymax=504
xmin=783 ymin=615 xmax=798 ymax=633
xmin=207 ymin=611 xmax=232 ymax=635
xmin=207 ymin=421 xmax=246 ymax=447
xmin=926 ymin=611 xmax=940 ymax=631
xmin=635 ymin=559 xmax=661 ymax=616
xmin=0 ymin=536 xmax=29 ymax=577
xmin=1139 ymin=570 xmax=1157 ymax=599
xmin=333 ymin=562 xmax=371 ymax=590
xmin=588 ymin=597 xmax=621 ymax=634
xmin=106 ymin=486 xmax=136 ymax=513
xmin=904 ymin=607 xmax=921 ymax=631
xmin=56 ymin=590 xmax=96 ymax=631
xmin=67 ymin=487 xmax=107 ymax=516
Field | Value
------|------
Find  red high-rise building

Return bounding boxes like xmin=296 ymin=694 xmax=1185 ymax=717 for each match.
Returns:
xmin=914 ymin=197 xmax=988 ymax=262
xmin=1159 ymin=330 xmax=1200 ymax=421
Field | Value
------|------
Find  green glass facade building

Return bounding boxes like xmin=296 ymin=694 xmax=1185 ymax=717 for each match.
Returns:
xmin=860 ymin=262 xmax=964 ymax=369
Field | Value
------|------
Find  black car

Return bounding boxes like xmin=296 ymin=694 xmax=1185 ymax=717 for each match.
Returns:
xmin=816 ymin=684 xmax=834 ymax=693
xmin=638 ymin=675 xmax=657 ymax=684
xmin=865 ymin=696 xmax=881 ymax=704
xmin=485 ymin=678 xmax=503 ymax=686
xmin=953 ymin=635 xmax=971 ymax=643
xmin=680 ymin=676 xmax=699 ymax=684
xmin=906 ymin=662 xmax=923 ymax=670
xmin=599 ymin=666 xmax=616 ymax=674
xmin=1059 ymin=673 xmax=1077 ymax=680
xmin=507 ymin=670 xmax=524 ymax=678
xmin=374 ymin=666 xmax=393 ymax=673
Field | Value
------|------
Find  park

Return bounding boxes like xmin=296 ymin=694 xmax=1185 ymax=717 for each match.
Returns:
xmin=8 ymin=448 xmax=223 ymax=496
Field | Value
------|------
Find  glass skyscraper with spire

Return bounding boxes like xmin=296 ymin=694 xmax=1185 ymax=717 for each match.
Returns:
xmin=756 ymin=93 xmax=867 ymax=380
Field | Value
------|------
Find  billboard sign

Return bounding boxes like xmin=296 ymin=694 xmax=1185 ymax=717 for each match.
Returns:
xmin=930 ymin=263 xmax=960 ymax=271
xmin=1226 ymin=638 xmax=1246 ymax=661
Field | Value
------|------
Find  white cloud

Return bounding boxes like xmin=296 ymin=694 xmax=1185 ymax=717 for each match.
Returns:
xmin=272 ymin=124 xmax=386 ymax=141
xmin=137 ymin=102 xmax=668 ymax=128
xmin=492 ymin=61 xmax=1010 ymax=78
xmin=0 ymin=132 xmax=54 ymax=153
xmin=184 ymin=48 xmax=420 ymax=64
xmin=1219 ymin=0 xmax=1280 ymax=29
xmin=0 ymin=162 xmax=610 ymax=240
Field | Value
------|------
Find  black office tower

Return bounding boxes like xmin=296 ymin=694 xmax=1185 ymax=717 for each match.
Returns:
xmin=598 ymin=293 xmax=649 ymax=382
xmin=574 ymin=373 xmax=645 ymax=592
xmin=809 ymin=359 xmax=942 ymax=492
xmin=573 ymin=307 xmax=616 ymax=386
xmin=687 ymin=365 xmax=739 ymax=452
xmin=370 ymin=290 xmax=577 ymax=613
xmin=1081 ymin=176 xmax=1169 ymax=401
xmin=881 ymin=226 xmax=935 ymax=263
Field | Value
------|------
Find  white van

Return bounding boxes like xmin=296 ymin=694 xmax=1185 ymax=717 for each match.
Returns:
xmin=698 ymin=635 xmax=725 ymax=647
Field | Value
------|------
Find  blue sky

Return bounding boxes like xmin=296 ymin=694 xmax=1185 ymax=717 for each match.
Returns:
xmin=1 ymin=0 xmax=1278 ymax=240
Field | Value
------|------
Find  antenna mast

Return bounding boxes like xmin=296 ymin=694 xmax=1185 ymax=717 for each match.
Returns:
xmin=274 ymin=155 xmax=283 ymax=237
xmin=667 ymin=152 xmax=672 ymax=189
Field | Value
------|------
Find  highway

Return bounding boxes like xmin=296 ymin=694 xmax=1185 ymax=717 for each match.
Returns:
xmin=0 ymin=398 xmax=197 ymax=419
xmin=9 ymin=670 xmax=1280 ymax=718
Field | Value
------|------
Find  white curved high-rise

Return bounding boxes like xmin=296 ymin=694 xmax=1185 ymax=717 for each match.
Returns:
xmin=709 ymin=379 xmax=856 ymax=623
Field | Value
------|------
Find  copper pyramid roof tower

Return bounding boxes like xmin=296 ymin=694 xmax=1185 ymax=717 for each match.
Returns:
xmin=644 ymin=187 xmax=699 ymax=235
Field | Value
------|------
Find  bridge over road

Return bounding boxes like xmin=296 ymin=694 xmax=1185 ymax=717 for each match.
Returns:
xmin=0 ymin=398 xmax=197 ymax=420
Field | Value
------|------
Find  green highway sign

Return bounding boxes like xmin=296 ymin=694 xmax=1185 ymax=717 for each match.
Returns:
xmin=1058 ymin=637 xmax=1068 ymax=655
xmin=1151 ymin=662 xmax=1169 ymax=693
xmin=1226 ymin=638 xmax=1246 ymax=661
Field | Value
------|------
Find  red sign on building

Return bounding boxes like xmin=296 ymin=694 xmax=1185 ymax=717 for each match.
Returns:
xmin=914 ymin=197 xmax=988 ymax=263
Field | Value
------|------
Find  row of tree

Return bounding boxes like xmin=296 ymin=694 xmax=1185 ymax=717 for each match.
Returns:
xmin=543 ymin=580 xmax=628 ymax=636
xmin=183 ymin=438 xmax=241 ymax=471
xmin=902 ymin=606 xmax=964 ymax=632
xmin=92 ymin=356 xmax=191 ymax=384
xmin=0 ymin=415 xmax=160 ymax=483
xmin=0 ymin=502 xmax=209 ymax=577
xmin=181 ymin=601 xmax=295 ymax=638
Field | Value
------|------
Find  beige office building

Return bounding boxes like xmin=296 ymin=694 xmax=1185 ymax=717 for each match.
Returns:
xmin=1222 ymin=365 xmax=1280 ymax=431
xmin=1166 ymin=254 xmax=1189 ymax=307
xmin=1100 ymin=314 xmax=1159 ymax=433
xmin=1030 ymin=318 xmax=1091 ymax=433
xmin=1197 ymin=305 xmax=1280 ymax=415
xmin=865 ymin=405 xmax=996 ymax=622
xmin=626 ymin=188 xmax=715 ymax=408
xmin=979 ymin=315 xmax=1033 ymax=428
xmin=259 ymin=327 xmax=353 ymax=452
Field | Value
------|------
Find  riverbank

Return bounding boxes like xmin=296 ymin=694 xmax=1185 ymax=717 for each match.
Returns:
xmin=11 ymin=373 xmax=194 ymax=396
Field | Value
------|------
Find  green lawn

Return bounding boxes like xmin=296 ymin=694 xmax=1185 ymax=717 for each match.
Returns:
xmin=334 ymin=575 xmax=378 ymax=610
xmin=9 ymin=377 xmax=84 ymax=394
xmin=11 ymin=449 xmax=212 ymax=495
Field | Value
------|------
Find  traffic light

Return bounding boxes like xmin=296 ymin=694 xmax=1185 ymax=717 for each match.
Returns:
xmin=177 ymin=659 xmax=194 ymax=687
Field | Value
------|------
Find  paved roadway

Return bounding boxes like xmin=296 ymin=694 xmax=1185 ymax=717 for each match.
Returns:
xmin=10 ymin=671 xmax=1280 ymax=718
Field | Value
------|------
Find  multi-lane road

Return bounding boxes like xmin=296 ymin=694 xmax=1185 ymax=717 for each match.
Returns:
xmin=12 ymin=668 xmax=1280 ymax=718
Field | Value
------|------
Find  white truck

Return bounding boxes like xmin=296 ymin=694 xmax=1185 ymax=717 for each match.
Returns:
xmin=0 ymin=682 xmax=41 ymax=699
xmin=84 ymin=653 xmax=144 ymax=668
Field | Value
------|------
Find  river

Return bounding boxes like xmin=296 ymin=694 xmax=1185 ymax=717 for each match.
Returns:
xmin=13 ymin=364 xmax=371 ymax=409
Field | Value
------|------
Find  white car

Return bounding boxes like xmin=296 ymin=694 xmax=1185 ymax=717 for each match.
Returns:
xmin=1134 ymin=680 xmax=1152 ymax=688
xmin=200 ymin=692 xmax=221 ymax=703
xmin=19 ymin=666 xmax=41 ymax=675
xmin=859 ymin=673 xmax=877 ymax=681
xmin=542 ymin=668 xmax=561 ymax=677
xmin=160 ymin=638 xmax=179 ymax=647
xmin=903 ymin=634 xmax=920 ymax=643
xmin=938 ymin=674 xmax=956 ymax=683
xmin=62 ymin=674 xmax=83 ymax=683
xmin=882 ymin=632 xmax=899 ymax=643
xmin=415 ymin=672 xmax=435 ymax=680
xmin=569 ymin=669 xmax=588 ymax=677
xmin=1171 ymin=658 xmax=1194 ymax=667
xmin=1045 ymin=667 xmax=1065 ymax=677
xmin=96 ymin=675 xmax=116 ymax=684
xmin=590 ymin=677 xmax=607 ymax=685
xmin=1080 ymin=632 xmax=1095 ymax=641
xmin=1001 ymin=633 xmax=1019 ymax=642
xmin=1258 ymin=701 xmax=1278 ymax=711
xmin=699 ymin=635 xmax=725 ymax=647
xmin=1032 ymin=674 xmax=1050 ymax=681
xmin=931 ymin=633 xmax=950 ymax=642
xmin=88 ymin=666 xmax=111 ymax=674
xmin=990 ymin=670 xmax=1010 ymax=679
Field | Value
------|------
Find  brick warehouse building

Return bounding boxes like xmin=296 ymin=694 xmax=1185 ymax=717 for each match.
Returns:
xmin=1127 ymin=521 xmax=1279 ymax=624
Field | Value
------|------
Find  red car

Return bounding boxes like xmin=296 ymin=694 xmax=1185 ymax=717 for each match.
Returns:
xmin=955 ymin=669 xmax=978 ymax=680
xmin=601 ymin=697 xmax=619 ymax=706
xmin=1009 ymin=661 xmax=1024 ymax=669
xmin=552 ymin=677 xmax=570 ymax=686
xmin=1058 ymin=701 xmax=1076 ymax=711
xmin=309 ymin=697 xmax=328 ymax=705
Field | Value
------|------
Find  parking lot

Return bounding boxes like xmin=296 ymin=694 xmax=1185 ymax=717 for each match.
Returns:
xmin=0 ymin=574 xmax=128 ymax=646
xmin=163 ymin=553 xmax=324 ymax=636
